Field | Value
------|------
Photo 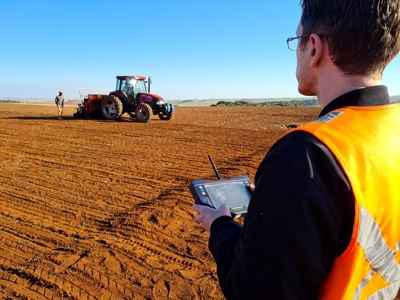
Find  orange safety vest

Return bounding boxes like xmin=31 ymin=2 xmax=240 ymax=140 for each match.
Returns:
xmin=294 ymin=103 xmax=400 ymax=299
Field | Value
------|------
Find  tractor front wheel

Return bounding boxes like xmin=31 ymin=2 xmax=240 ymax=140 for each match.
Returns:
xmin=135 ymin=103 xmax=153 ymax=123
xmin=159 ymin=112 xmax=173 ymax=120
xmin=101 ymin=96 xmax=123 ymax=120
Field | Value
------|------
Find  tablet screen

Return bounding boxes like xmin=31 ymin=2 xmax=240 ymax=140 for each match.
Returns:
xmin=205 ymin=181 xmax=251 ymax=209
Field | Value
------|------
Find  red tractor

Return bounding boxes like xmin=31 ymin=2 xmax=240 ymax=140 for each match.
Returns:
xmin=74 ymin=75 xmax=174 ymax=122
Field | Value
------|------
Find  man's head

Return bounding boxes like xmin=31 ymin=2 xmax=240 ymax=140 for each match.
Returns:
xmin=58 ymin=91 xmax=63 ymax=96
xmin=296 ymin=0 xmax=400 ymax=96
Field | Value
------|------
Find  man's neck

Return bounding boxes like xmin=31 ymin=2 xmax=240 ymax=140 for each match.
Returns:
xmin=317 ymin=73 xmax=382 ymax=110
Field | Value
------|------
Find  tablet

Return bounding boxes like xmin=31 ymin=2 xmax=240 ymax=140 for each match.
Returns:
xmin=190 ymin=176 xmax=251 ymax=215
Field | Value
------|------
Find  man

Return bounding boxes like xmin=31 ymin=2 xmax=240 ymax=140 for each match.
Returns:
xmin=55 ymin=91 xmax=64 ymax=119
xmin=194 ymin=0 xmax=400 ymax=299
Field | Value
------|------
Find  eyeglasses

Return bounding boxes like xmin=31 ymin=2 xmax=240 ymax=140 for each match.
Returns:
xmin=286 ymin=35 xmax=308 ymax=51
xmin=286 ymin=34 xmax=327 ymax=51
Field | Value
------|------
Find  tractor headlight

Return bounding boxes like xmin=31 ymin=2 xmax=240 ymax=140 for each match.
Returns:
xmin=156 ymin=100 xmax=165 ymax=106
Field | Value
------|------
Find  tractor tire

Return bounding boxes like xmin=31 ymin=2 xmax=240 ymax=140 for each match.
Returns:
xmin=73 ymin=111 xmax=82 ymax=118
xmin=159 ymin=112 xmax=173 ymax=120
xmin=101 ymin=96 xmax=123 ymax=120
xmin=73 ymin=110 xmax=83 ymax=118
xmin=135 ymin=103 xmax=153 ymax=123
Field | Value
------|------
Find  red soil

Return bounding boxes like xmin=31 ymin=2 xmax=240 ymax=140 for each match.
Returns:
xmin=0 ymin=104 xmax=318 ymax=299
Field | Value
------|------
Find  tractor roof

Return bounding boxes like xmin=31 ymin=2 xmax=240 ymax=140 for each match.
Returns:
xmin=116 ymin=75 xmax=147 ymax=80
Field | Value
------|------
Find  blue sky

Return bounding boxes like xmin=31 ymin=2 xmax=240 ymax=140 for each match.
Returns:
xmin=0 ymin=0 xmax=398 ymax=100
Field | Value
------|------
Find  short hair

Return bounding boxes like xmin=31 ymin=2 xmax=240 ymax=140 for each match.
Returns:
xmin=300 ymin=0 xmax=400 ymax=75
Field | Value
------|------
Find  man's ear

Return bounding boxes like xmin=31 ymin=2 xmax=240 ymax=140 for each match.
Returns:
xmin=309 ymin=33 xmax=324 ymax=67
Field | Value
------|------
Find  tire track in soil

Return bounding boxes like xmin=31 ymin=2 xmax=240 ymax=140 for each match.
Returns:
xmin=0 ymin=104 xmax=318 ymax=299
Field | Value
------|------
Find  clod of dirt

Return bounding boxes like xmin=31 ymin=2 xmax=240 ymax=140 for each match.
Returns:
xmin=148 ymin=214 xmax=159 ymax=225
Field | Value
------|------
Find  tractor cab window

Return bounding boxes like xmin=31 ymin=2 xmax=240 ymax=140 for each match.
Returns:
xmin=135 ymin=80 xmax=147 ymax=94
xmin=121 ymin=79 xmax=135 ymax=95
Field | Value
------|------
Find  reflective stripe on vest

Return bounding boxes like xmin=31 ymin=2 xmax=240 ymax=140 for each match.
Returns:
xmin=354 ymin=208 xmax=400 ymax=299
xmin=293 ymin=104 xmax=400 ymax=299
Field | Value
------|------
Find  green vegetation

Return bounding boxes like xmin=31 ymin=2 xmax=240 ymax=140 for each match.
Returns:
xmin=210 ymin=95 xmax=400 ymax=107
xmin=0 ymin=99 xmax=20 ymax=104
xmin=211 ymin=99 xmax=319 ymax=107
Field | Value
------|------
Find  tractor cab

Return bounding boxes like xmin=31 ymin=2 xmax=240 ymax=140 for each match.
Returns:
xmin=115 ymin=76 xmax=151 ymax=101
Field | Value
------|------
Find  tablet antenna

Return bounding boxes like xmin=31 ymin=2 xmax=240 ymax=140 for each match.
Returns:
xmin=208 ymin=155 xmax=222 ymax=180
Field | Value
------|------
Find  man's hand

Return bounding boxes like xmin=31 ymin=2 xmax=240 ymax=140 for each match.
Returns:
xmin=194 ymin=204 xmax=232 ymax=232
xmin=249 ymin=183 xmax=255 ymax=193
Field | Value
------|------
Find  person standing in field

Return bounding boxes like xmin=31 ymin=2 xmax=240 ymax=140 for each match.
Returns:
xmin=194 ymin=0 xmax=400 ymax=299
xmin=55 ymin=91 xmax=64 ymax=119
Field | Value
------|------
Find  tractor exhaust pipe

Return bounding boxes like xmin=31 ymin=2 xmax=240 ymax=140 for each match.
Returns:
xmin=148 ymin=76 xmax=151 ymax=93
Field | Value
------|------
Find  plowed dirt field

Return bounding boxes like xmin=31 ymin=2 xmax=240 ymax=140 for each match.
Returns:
xmin=0 ymin=103 xmax=318 ymax=299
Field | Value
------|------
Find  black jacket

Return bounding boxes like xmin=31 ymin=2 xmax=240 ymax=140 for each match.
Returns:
xmin=209 ymin=86 xmax=391 ymax=300
xmin=55 ymin=95 xmax=64 ymax=105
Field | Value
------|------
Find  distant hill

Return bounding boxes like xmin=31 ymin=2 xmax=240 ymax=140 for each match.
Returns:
xmin=211 ymin=99 xmax=318 ymax=107
xmin=0 ymin=99 xmax=22 ymax=103
xmin=172 ymin=95 xmax=400 ymax=107
xmin=171 ymin=97 xmax=318 ymax=107
xmin=391 ymin=95 xmax=400 ymax=103
xmin=0 ymin=98 xmax=81 ymax=105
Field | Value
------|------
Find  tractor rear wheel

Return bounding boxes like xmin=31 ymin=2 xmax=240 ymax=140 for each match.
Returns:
xmin=135 ymin=103 xmax=153 ymax=123
xmin=101 ymin=96 xmax=123 ymax=120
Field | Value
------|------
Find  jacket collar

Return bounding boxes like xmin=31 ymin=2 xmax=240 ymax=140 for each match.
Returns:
xmin=319 ymin=85 xmax=390 ymax=117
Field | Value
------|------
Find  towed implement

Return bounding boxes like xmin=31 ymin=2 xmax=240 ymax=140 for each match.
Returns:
xmin=74 ymin=75 xmax=174 ymax=122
